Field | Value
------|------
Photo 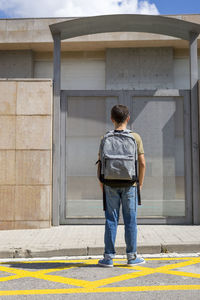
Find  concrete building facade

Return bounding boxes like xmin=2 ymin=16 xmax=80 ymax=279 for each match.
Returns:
xmin=0 ymin=14 xmax=200 ymax=229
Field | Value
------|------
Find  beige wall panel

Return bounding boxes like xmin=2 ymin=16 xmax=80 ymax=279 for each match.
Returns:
xmin=0 ymin=222 xmax=14 ymax=230
xmin=0 ymin=186 xmax=15 ymax=220
xmin=16 ymin=150 xmax=51 ymax=185
xmin=16 ymin=116 xmax=51 ymax=149
xmin=15 ymin=185 xmax=51 ymax=221
xmin=13 ymin=220 xmax=50 ymax=229
xmin=17 ymin=81 xmax=52 ymax=115
xmin=0 ymin=80 xmax=52 ymax=229
xmin=0 ymin=81 xmax=16 ymax=115
xmin=0 ymin=150 xmax=15 ymax=184
xmin=0 ymin=116 xmax=15 ymax=149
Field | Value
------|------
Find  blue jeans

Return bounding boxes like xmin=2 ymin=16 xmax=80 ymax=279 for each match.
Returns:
xmin=103 ymin=185 xmax=138 ymax=260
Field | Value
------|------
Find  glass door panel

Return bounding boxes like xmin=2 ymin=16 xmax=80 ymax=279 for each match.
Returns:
xmin=65 ymin=96 xmax=117 ymax=218
xmin=131 ymin=97 xmax=185 ymax=217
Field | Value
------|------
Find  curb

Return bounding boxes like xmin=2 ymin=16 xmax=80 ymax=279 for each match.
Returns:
xmin=0 ymin=243 xmax=199 ymax=259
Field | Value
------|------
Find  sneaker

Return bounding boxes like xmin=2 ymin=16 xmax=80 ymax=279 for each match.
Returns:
xmin=127 ymin=257 xmax=145 ymax=266
xmin=98 ymin=258 xmax=113 ymax=268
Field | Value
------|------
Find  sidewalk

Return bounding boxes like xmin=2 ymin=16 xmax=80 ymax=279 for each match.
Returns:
xmin=0 ymin=225 xmax=200 ymax=258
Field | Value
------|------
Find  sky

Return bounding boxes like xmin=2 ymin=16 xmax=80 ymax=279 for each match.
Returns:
xmin=0 ymin=0 xmax=199 ymax=18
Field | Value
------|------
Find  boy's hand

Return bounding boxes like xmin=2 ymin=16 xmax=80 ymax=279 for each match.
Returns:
xmin=99 ymin=182 xmax=103 ymax=192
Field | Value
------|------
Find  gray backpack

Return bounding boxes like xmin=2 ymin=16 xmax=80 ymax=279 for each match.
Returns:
xmin=97 ymin=129 xmax=138 ymax=187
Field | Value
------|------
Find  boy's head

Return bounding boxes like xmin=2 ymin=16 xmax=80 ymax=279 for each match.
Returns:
xmin=111 ymin=105 xmax=130 ymax=125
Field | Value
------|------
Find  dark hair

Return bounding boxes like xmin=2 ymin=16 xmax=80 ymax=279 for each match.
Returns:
xmin=111 ymin=105 xmax=130 ymax=124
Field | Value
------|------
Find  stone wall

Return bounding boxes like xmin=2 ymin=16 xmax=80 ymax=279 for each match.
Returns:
xmin=0 ymin=79 xmax=52 ymax=229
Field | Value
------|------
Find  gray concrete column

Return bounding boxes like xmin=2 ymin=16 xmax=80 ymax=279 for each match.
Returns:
xmin=52 ymin=33 xmax=61 ymax=226
xmin=189 ymin=32 xmax=200 ymax=224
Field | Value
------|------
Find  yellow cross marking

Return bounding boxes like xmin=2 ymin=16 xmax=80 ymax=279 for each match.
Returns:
xmin=0 ymin=257 xmax=199 ymax=295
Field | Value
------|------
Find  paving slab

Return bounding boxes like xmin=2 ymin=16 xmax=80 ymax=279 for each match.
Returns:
xmin=0 ymin=225 xmax=199 ymax=258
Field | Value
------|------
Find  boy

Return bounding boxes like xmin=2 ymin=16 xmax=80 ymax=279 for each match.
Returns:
xmin=97 ymin=104 xmax=146 ymax=267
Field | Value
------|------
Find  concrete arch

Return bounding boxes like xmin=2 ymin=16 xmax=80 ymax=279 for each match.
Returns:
xmin=50 ymin=14 xmax=200 ymax=41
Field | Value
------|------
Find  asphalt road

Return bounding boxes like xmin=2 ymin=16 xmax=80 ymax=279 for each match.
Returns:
xmin=0 ymin=254 xmax=200 ymax=299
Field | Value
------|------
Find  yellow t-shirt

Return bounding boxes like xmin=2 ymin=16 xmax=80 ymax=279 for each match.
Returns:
xmin=130 ymin=132 xmax=144 ymax=156
xmin=97 ymin=130 xmax=144 ymax=186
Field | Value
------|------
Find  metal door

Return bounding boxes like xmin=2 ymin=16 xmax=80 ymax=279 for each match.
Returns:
xmin=60 ymin=90 xmax=192 ymax=225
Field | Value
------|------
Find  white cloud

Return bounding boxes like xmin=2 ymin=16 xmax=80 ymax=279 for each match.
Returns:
xmin=0 ymin=0 xmax=159 ymax=18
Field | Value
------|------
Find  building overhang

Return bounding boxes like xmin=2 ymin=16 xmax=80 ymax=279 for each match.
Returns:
xmin=49 ymin=14 xmax=200 ymax=41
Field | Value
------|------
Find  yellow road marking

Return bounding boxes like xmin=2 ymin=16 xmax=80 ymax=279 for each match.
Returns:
xmin=0 ymin=285 xmax=200 ymax=296
xmin=161 ymin=270 xmax=200 ymax=279
xmin=91 ymin=258 xmax=200 ymax=288
xmin=87 ymin=269 xmax=156 ymax=288
xmin=37 ymin=264 xmax=82 ymax=274
xmin=0 ymin=265 xmax=89 ymax=288
xmin=0 ymin=259 xmax=99 ymax=265
xmin=31 ymin=273 xmax=90 ymax=288
xmin=0 ymin=275 xmax=22 ymax=282
xmin=0 ymin=257 xmax=199 ymax=295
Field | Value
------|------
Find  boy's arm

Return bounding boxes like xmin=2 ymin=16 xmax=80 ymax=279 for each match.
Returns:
xmin=138 ymin=154 xmax=146 ymax=190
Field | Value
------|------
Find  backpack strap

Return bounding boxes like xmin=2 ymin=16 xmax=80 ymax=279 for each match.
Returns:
xmin=135 ymin=158 xmax=141 ymax=205
xmin=128 ymin=130 xmax=142 ymax=205
xmin=95 ymin=159 xmax=107 ymax=210
xmin=103 ymin=185 xmax=106 ymax=211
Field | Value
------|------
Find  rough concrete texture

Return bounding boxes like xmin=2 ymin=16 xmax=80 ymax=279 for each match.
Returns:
xmin=106 ymin=47 xmax=173 ymax=89
xmin=0 ymin=50 xmax=33 ymax=78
